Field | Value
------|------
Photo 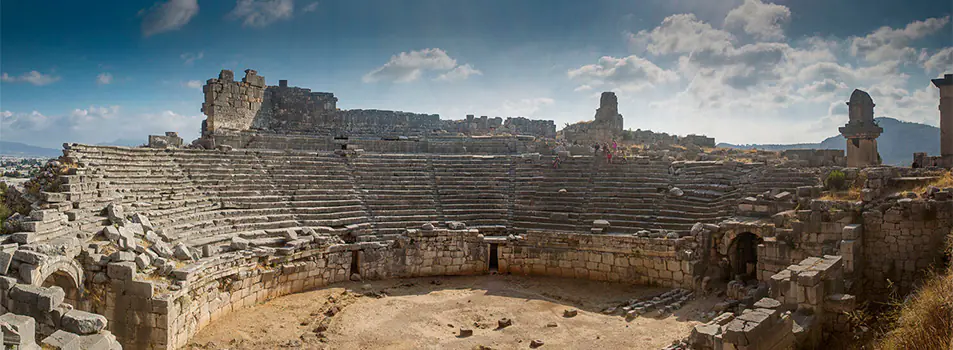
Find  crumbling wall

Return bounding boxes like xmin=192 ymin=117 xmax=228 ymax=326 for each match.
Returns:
xmin=201 ymin=69 xmax=266 ymax=134
xmin=861 ymin=198 xmax=952 ymax=296
xmin=497 ymin=231 xmax=697 ymax=287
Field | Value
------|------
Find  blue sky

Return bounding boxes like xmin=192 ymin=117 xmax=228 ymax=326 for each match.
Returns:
xmin=1 ymin=0 xmax=952 ymax=148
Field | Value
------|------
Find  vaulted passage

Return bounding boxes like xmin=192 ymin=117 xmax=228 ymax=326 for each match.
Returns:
xmin=728 ymin=232 xmax=761 ymax=281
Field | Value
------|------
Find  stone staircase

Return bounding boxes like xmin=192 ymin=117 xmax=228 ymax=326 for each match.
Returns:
xmin=432 ymin=155 xmax=511 ymax=228
xmin=352 ymin=154 xmax=439 ymax=236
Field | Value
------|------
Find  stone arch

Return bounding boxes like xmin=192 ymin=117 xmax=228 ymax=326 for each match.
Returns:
xmin=29 ymin=257 xmax=85 ymax=306
xmin=726 ymin=232 xmax=762 ymax=281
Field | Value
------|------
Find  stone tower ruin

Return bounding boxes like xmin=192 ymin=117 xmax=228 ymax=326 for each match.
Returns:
xmin=932 ymin=74 xmax=953 ymax=167
xmin=838 ymin=89 xmax=883 ymax=167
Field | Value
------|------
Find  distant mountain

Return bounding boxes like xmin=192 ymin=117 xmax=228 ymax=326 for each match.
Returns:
xmin=0 ymin=141 xmax=60 ymax=158
xmin=719 ymin=117 xmax=940 ymax=166
xmin=97 ymin=138 xmax=144 ymax=147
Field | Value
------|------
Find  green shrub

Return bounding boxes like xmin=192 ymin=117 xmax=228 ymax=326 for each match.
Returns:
xmin=825 ymin=170 xmax=847 ymax=191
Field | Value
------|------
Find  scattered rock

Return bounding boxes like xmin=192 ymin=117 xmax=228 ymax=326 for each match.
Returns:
xmin=497 ymin=318 xmax=512 ymax=329
xmin=61 ymin=310 xmax=108 ymax=335
xmin=563 ymin=309 xmax=578 ymax=318
xmin=459 ymin=327 xmax=473 ymax=337
xmin=530 ymin=339 xmax=545 ymax=348
xmin=173 ymin=243 xmax=194 ymax=261
xmin=350 ymin=273 xmax=362 ymax=282
xmin=546 ymin=322 xmax=558 ymax=328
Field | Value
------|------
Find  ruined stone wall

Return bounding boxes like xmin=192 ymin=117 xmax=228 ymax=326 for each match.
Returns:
xmin=207 ymin=130 xmax=540 ymax=154
xmin=861 ymin=198 xmax=952 ymax=295
xmin=497 ymin=231 xmax=697 ymax=288
xmin=202 ymin=69 xmax=266 ymax=134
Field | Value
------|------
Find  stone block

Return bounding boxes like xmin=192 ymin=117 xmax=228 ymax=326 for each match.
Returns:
xmin=110 ymin=251 xmax=135 ymax=262
xmin=11 ymin=232 xmax=36 ymax=244
xmin=61 ymin=310 xmax=108 ymax=335
xmin=592 ymin=219 xmax=610 ymax=228
xmin=12 ymin=250 xmax=47 ymax=265
xmin=42 ymin=330 xmax=81 ymax=350
xmin=106 ymin=262 xmax=137 ymax=281
xmin=37 ymin=286 xmax=66 ymax=312
xmin=126 ymin=280 xmax=155 ymax=299
xmin=0 ymin=244 xmax=16 ymax=275
xmin=0 ymin=313 xmax=36 ymax=347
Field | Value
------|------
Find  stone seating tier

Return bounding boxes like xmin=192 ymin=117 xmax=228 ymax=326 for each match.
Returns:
xmin=26 ymin=146 xmax=821 ymax=249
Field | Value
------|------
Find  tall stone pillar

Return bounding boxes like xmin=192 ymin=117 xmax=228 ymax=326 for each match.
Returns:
xmin=932 ymin=74 xmax=953 ymax=167
xmin=838 ymin=89 xmax=883 ymax=167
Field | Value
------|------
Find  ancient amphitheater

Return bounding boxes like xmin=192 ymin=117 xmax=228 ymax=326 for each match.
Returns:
xmin=2 ymin=70 xmax=952 ymax=349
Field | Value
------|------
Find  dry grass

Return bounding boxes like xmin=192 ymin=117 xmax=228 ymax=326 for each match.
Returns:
xmin=878 ymin=268 xmax=953 ymax=350
xmin=818 ymin=188 xmax=862 ymax=201
xmin=907 ymin=171 xmax=953 ymax=195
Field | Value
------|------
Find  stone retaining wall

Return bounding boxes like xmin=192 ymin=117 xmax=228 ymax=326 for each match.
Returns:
xmin=497 ymin=231 xmax=696 ymax=287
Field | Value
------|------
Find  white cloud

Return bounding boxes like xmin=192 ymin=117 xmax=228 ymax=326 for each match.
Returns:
xmin=69 ymin=106 xmax=121 ymax=124
xmin=496 ymin=98 xmax=555 ymax=117
xmin=180 ymin=51 xmax=204 ymax=65
xmin=0 ymin=71 xmax=60 ymax=86
xmin=922 ymin=47 xmax=953 ymax=74
xmin=184 ymin=80 xmax=203 ymax=89
xmin=0 ymin=110 xmax=51 ymax=131
xmin=723 ymin=0 xmax=791 ymax=41
xmin=302 ymin=2 xmax=318 ymax=13
xmin=229 ymin=0 xmax=295 ymax=28
xmin=629 ymin=14 xmax=735 ymax=56
xmin=849 ymin=16 xmax=950 ymax=63
xmin=363 ymin=48 xmax=479 ymax=83
xmin=141 ymin=0 xmax=199 ymax=37
xmin=568 ymin=55 xmax=678 ymax=92
xmin=435 ymin=64 xmax=482 ymax=82
xmin=97 ymin=72 xmax=113 ymax=85
xmin=1 ymin=106 xmax=202 ymax=148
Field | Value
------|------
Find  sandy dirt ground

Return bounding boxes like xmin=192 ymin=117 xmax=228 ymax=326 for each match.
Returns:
xmin=186 ymin=275 xmax=718 ymax=350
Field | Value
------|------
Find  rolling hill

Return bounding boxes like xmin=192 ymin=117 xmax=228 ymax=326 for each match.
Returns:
xmin=719 ymin=117 xmax=939 ymax=166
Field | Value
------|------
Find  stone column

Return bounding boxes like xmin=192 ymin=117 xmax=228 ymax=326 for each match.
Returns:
xmin=932 ymin=74 xmax=953 ymax=167
xmin=838 ymin=89 xmax=883 ymax=168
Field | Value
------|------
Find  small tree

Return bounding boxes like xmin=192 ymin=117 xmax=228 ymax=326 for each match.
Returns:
xmin=825 ymin=170 xmax=847 ymax=191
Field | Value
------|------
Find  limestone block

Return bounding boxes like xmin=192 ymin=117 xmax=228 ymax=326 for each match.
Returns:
xmin=135 ymin=253 xmax=152 ymax=269
xmin=173 ymin=243 xmax=195 ymax=261
xmin=106 ymin=262 xmax=136 ymax=281
xmin=37 ymin=286 xmax=66 ymax=312
xmin=110 ymin=251 xmax=135 ymax=263
xmin=12 ymin=232 xmax=36 ymax=244
xmin=0 ymin=245 xmax=16 ymax=275
xmin=12 ymin=250 xmax=48 ymax=265
xmin=42 ymin=330 xmax=81 ymax=350
xmin=0 ymin=313 xmax=37 ymax=347
xmin=61 ymin=310 xmax=108 ymax=335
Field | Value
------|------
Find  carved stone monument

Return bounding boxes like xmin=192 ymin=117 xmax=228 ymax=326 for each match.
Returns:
xmin=838 ymin=89 xmax=883 ymax=167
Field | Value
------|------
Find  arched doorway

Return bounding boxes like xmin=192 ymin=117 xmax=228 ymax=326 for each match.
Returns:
xmin=41 ymin=270 xmax=83 ymax=309
xmin=727 ymin=232 xmax=762 ymax=281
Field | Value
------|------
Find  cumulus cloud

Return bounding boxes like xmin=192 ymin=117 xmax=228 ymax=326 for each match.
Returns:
xmin=229 ymin=0 xmax=295 ymax=28
xmin=922 ymin=47 xmax=953 ymax=74
xmin=629 ymin=14 xmax=734 ymax=56
xmin=97 ymin=73 xmax=113 ymax=85
xmin=723 ymin=0 xmax=791 ymax=41
xmin=849 ymin=16 xmax=950 ymax=63
xmin=0 ymin=71 xmax=60 ymax=86
xmin=1 ymin=106 xmax=202 ymax=148
xmin=184 ymin=80 xmax=203 ymax=89
xmin=180 ymin=52 xmax=204 ymax=65
xmin=141 ymin=0 xmax=199 ymax=37
xmin=435 ymin=64 xmax=482 ymax=82
xmin=302 ymin=2 xmax=318 ymax=13
xmin=568 ymin=55 xmax=678 ymax=92
xmin=363 ymin=48 xmax=479 ymax=83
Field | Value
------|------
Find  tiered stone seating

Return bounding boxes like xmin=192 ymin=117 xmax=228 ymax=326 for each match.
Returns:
xmin=167 ymin=150 xmax=297 ymax=246
xmin=585 ymin=158 xmax=670 ymax=232
xmin=746 ymin=166 xmax=821 ymax=196
xmin=260 ymin=152 xmax=368 ymax=232
xmin=511 ymin=156 xmax=592 ymax=231
xmin=432 ymin=155 xmax=511 ymax=228
xmin=658 ymin=161 xmax=744 ymax=231
xmin=68 ymin=146 xmax=214 ymax=235
xmin=352 ymin=154 xmax=439 ymax=235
